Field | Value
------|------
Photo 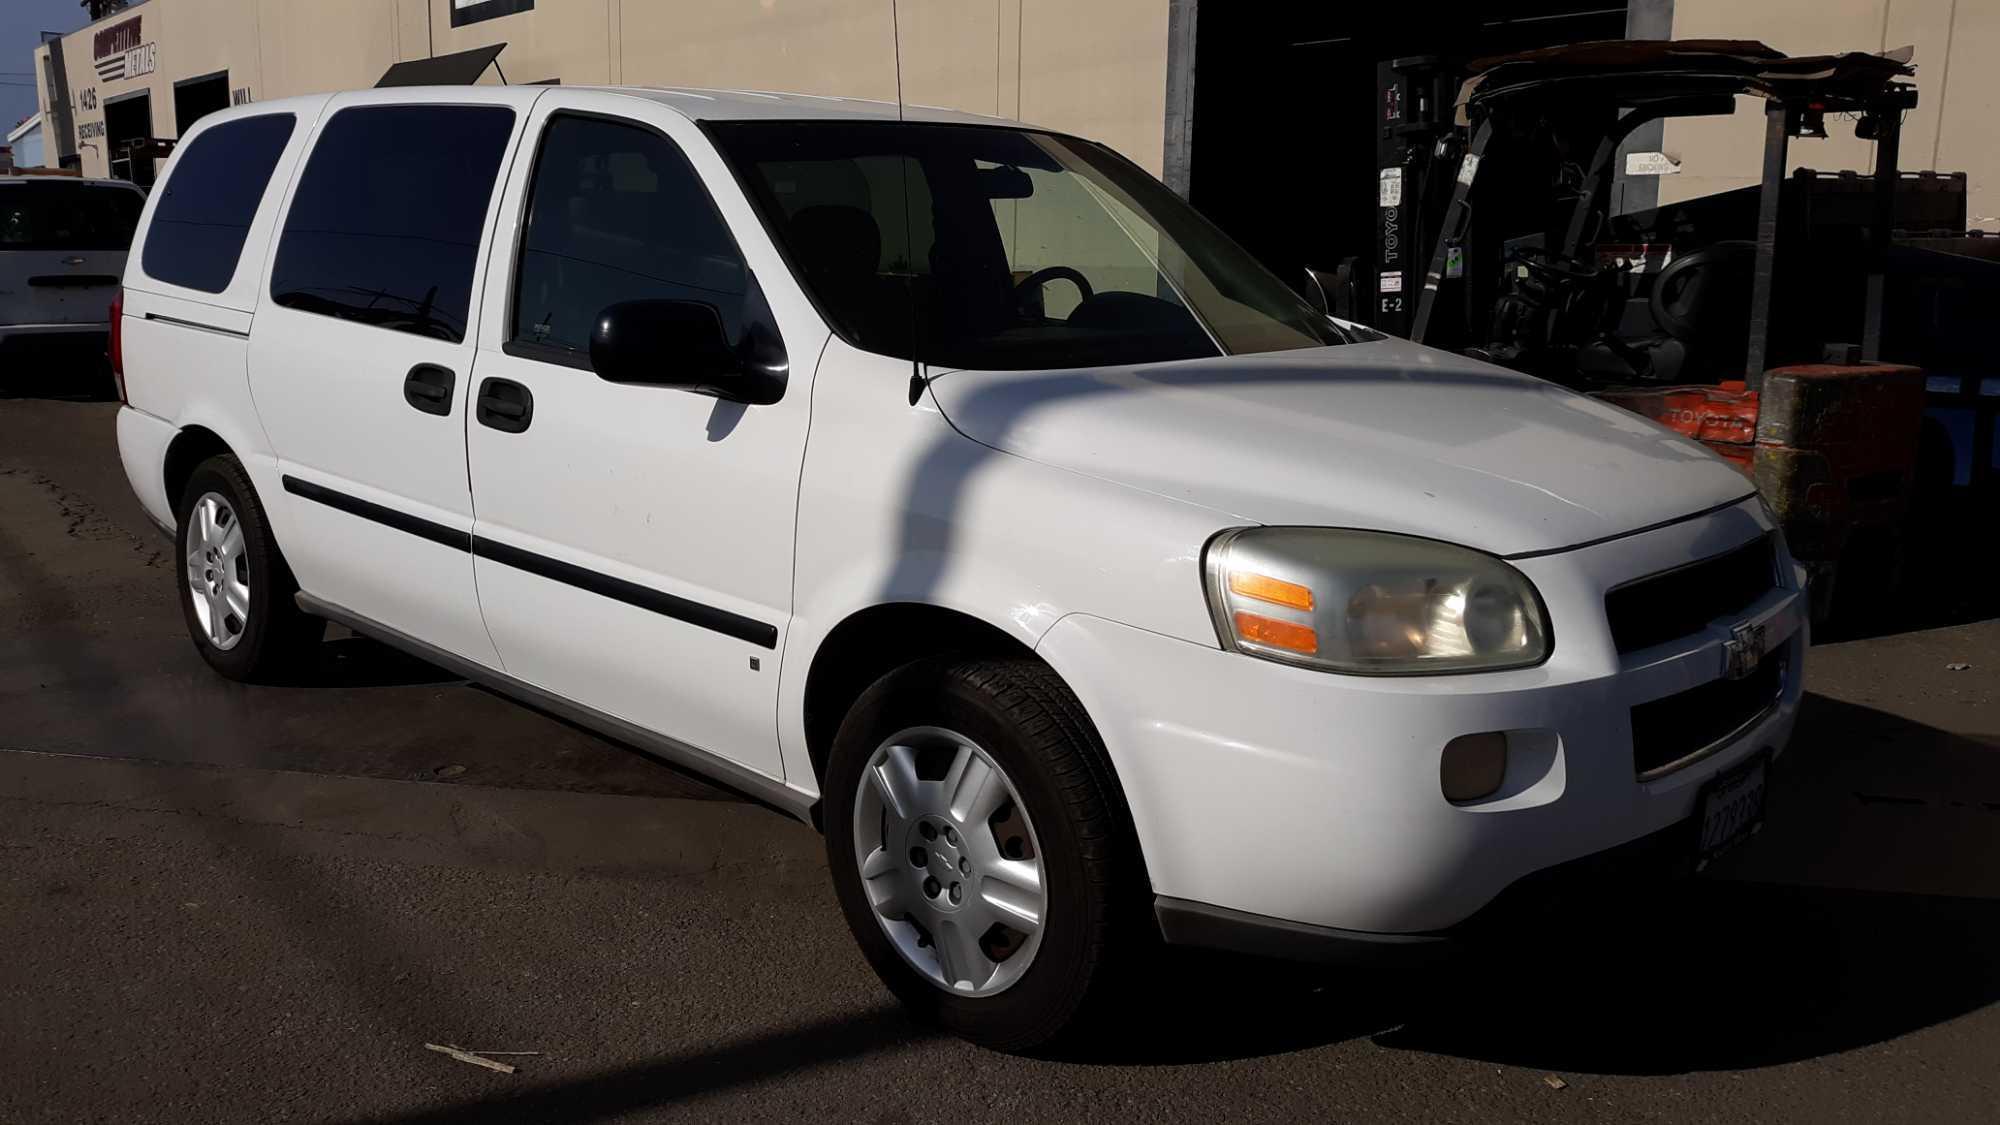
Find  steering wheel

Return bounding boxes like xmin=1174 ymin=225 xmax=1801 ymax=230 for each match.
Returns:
xmin=1650 ymin=240 xmax=1756 ymax=341
xmin=1509 ymin=244 xmax=1600 ymax=285
xmin=1014 ymin=266 xmax=1095 ymax=314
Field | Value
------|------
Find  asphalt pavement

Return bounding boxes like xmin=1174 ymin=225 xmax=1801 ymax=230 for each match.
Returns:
xmin=3 ymin=385 xmax=1998 ymax=1123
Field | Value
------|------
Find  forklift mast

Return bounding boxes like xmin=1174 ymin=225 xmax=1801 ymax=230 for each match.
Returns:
xmin=1372 ymin=55 xmax=1460 ymax=337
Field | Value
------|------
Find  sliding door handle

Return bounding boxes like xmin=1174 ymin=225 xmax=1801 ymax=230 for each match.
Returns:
xmin=403 ymin=364 xmax=456 ymax=416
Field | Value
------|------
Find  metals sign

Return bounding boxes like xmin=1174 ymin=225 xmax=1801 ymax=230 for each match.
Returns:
xmin=452 ymin=0 xmax=535 ymax=27
xmin=91 ymin=16 xmax=155 ymax=83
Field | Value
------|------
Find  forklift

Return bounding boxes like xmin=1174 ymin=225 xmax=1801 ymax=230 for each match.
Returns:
xmin=1313 ymin=39 xmax=1992 ymax=627
xmin=108 ymin=137 xmax=175 ymax=189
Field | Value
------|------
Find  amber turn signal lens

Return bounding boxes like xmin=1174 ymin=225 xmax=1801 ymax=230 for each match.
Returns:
xmin=1233 ymin=611 xmax=1318 ymax=655
xmin=1228 ymin=571 xmax=1316 ymax=611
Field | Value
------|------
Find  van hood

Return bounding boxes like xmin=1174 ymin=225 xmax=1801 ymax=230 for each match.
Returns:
xmin=926 ymin=337 xmax=1756 ymax=558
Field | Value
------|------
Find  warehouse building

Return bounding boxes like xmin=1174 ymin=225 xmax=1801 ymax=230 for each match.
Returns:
xmin=28 ymin=1 xmax=1997 ymax=280
xmin=29 ymin=0 xmax=1173 ymax=189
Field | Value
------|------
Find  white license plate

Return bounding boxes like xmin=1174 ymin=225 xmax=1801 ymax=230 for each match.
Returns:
xmin=1696 ymin=752 xmax=1768 ymax=862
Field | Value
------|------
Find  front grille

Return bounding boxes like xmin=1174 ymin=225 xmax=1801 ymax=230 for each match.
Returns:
xmin=1631 ymin=656 xmax=1783 ymax=778
xmin=1605 ymin=534 xmax=1776 ymax=654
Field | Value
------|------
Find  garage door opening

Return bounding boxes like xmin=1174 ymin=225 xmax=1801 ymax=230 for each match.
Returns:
xmin=174 ymin=71 xmax=231 ymax=135
xmin=104 ymin=90 xmax=155 ymax=186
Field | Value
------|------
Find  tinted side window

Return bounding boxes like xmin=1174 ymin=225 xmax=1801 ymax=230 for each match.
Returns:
xmin=511 ymin=114 xmax=749 ymax=357
xmin=271 ymin=105 xmax=515 ymax=342
xmin=141 ymin=114 xmax=295 ymax=292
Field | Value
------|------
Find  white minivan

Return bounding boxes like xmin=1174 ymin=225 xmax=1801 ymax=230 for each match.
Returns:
xmin=115 ymin=85 xmax=1804 ymax=1049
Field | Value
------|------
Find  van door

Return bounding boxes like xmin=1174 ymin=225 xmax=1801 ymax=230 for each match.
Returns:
xmin=462 ymin=100 xmax=817 ymax=779
xmin=248 ymin=91 xmax=539 ymax=664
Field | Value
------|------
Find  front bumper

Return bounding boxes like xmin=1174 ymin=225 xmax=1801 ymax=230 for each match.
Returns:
xmin=1036 ymin=498 xmax=1805 ymax=941
xmin=1151 ymin=812 xmax=1706 ymax=964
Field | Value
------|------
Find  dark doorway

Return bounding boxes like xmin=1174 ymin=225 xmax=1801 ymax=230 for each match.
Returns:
xmin=103 ymin=89 xmax=155 ymax=186
xmin=174 ymin=70 xmax=231 ymax=135
xmin=1187 ymin=2 xmax=1631 ymax=293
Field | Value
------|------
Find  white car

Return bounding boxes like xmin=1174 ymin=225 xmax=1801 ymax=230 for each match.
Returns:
xmin=1 ymin=175 xmax=144 ymax=387
xmin=114 ymin=86 xmax=1804 ymax=1049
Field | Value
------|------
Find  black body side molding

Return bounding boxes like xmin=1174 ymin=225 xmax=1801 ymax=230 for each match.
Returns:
xmin=471 ymin=536 xmax=778 ymax=649
xmin=279 ymin=474 xmax=777 ymax=648
xmin=282 ymin=475 xmax=470 ymax=551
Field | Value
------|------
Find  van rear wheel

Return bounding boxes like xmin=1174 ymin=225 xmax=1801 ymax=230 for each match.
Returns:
xmin=175 ymin=455 xmax=322 ymax=682
xmin=824 ymin=656 xmax=1145 ymax=1052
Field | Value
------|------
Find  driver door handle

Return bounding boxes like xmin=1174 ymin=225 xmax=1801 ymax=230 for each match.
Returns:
xmin=476 ymin=377 xmax=534 ymax=434
xmin=403 ymin=364 xmax=456 ymax=416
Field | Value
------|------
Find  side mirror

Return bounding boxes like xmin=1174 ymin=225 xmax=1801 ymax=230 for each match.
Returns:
xmin=1304 ymin=258 xmax=1368 ymax=320
xmin=1301 ymin=267 xmax=1332 ymax=315
xmin=589 ymin=299 xmax=785 ymax=404
xmin=1302 ymin=263 xmax=1357 ymax=320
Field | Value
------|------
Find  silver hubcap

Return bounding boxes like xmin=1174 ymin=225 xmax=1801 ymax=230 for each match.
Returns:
xmin=853 ymin=726 xmax=1046 ymax=996
xmin=185 ymin=492 xmax=249 ymax=651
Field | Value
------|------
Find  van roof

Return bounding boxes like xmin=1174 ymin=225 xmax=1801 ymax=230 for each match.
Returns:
xmin=204 ymin=85 xmax=1026 ymax=131
xmin=567 ymin=86 xmax=1022 ymax=127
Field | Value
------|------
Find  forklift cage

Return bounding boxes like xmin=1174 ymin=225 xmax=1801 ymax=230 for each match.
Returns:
xmin=1408 ymin=39 xmax=1918 ymax=391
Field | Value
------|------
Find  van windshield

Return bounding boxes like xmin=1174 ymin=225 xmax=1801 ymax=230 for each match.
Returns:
xmin=0 ymin=182 xmax=144 ymax=253
xmin=710 ymin=121 xmax=1351 ymax=371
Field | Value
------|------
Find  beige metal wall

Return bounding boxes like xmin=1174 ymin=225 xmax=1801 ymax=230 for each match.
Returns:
xmin=35 ymin=0 xmax=1169 ymax=180
xmin=418 ymin=0 xmax=1169 ymax=172
xmin=1662 ymin=0 xmax=1999 ymax=230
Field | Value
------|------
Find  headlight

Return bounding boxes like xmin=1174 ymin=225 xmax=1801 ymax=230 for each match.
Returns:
xmin=1203 ymin=527 xmax=1550 ymax=675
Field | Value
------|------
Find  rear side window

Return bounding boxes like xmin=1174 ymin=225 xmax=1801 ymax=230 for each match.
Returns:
xmin=0 ymin=183 xmax=144 ymax=252
xmin=510 ymin=114 xmax=748 ymax=357
xmin=271 ymin=104 xmax=515 ymax=342
xmin=141 ymin=114 xmax=296 ymax=293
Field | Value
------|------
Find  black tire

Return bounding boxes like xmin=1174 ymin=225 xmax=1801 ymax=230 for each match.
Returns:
xmin=174 ymin=455 xmax=324 ymax=682
xmin=824 ymin=655 xmax=1148 ymax=1052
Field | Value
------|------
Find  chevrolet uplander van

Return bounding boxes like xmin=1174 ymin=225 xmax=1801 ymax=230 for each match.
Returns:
xmin=115 ymin=86 xmax=1805 ymax=1049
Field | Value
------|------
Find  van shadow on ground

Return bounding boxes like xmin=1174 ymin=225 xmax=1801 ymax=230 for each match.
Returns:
xmin=355 ymin=865 xmax=1999 ymax=1125
xmin=0 ymin=343 xmax=117 ymax=402
xmin=286 ymin=632 xmax=462 ymax=689
xmin=309 ymin=685 xmax=1993 ymax=1122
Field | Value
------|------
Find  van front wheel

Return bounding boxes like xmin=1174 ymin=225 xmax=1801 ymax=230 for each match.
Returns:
xmin=824 ymin=656 xmax=1143 ymax=1052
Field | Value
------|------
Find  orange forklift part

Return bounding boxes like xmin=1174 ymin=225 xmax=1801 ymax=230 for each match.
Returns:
xmin=1593 ymin=382 xmax=1760 ymax=474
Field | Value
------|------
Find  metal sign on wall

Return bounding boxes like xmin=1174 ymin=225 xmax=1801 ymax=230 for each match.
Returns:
xmin=91 ymin=15 xmax=157 ymax=83
xmin=452 ymin=0 xmax=534 ymax=27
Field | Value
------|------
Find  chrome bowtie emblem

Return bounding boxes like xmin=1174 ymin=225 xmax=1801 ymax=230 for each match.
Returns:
xmin=1722 ymin=621 xmax=1768 ymax=680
